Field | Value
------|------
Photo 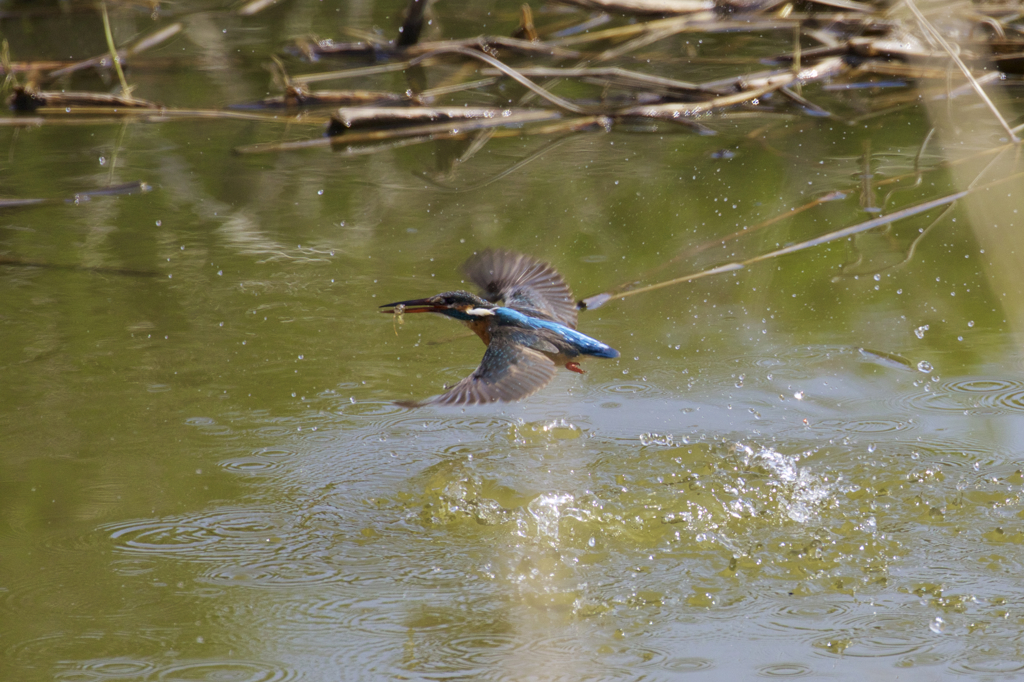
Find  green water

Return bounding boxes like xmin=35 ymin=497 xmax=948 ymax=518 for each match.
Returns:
xmin=2 ymin=1 xmax=1024 ymax=680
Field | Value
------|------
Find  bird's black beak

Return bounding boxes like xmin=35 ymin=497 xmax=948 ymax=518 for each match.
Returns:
xmin=379 ymin=297 xmax=443 ymax=314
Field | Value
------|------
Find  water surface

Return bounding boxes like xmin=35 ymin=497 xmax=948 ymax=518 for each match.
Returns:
xmin=2 ymin=1 xmax=1024 ymax=680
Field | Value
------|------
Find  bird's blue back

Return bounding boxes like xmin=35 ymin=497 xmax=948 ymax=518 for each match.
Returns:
xmin=493 ymin=307 xmax=619 ymax=358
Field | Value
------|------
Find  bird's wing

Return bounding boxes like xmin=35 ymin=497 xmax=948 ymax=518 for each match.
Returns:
xmin=462 ymin=249 xmax=578 ymax=329
xmin=399 ymin=328 xmax=557 ymax=407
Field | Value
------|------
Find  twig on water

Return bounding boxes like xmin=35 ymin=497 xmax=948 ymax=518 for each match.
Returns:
xmin=408 ymin=46 xmax=593 ymax=115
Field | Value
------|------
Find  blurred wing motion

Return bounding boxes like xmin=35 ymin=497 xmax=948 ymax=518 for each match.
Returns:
xmin=463 ymin=249 xmax=578 ymax=329
xmin=398 ymin=328 xmax=556 ymax=407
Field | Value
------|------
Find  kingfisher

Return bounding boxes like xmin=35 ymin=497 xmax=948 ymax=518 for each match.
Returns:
xmin=380 ymin=249 xmax=619 ymax=406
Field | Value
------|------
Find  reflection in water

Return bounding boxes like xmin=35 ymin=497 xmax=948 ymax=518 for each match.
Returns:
xmin=2 ymin=1 xmax=1024 ymax=680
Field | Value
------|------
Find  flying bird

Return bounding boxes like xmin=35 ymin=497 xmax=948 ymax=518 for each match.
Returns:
xmin=380 ymin=249 xmax=619 ymax=406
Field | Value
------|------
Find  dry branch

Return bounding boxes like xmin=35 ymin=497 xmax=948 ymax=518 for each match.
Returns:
xmin=555 ymin=0 xmax=714 ymax=14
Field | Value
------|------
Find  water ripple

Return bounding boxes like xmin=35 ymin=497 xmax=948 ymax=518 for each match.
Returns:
xmin=218 ymin=453 xmax=289 ymax=475
xmin=756 ymin=662 xmax=814 ymax=677
xmin=888 ymin=437 xmax=1006 ymax=469
xmin=889 ymin=377 xmax=1024 ymax=416
xmin=755 ymin=601 xmax=856 ymax=648
xmin=951 ymin=656 xmax=1024 ymax=675
xmin=101 ymin=508 xmax=307 ymax=560
xmin=199 ymin=558 xmax=339 ymax=587
xmin=601 ymin=381 xmax=656 ymax=395
xmin=7 ymin=631 xmax=164 ymax=669
xmin=814 ymin=418 xmax=911 ymax=434
xmin=817 ymin=612 xmax=931 ymax=659
xmin=56 ymin=658 xmax=157 ymax=680
xmin=336 ymin=400 xmax=407 ymax=418
xmin=153 ymin=660 xmax=298 ymax=682
xmin=109 ymin=557 xmax=161 ymax=577
xmin=946 ymin=377 xmax=1024 ymax=412
xmin=774 ymin=600 xmax=852 ymax=621
xmin=435 ymin=630 xmax=525 ymax=667
xmin=253 ymin=425 xmax=300 ymax=439
xmin=664 ymin=657 xmax=715 ymax=672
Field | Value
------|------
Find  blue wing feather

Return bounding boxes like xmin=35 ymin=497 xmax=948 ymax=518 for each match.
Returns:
xmin=493 ymin=307 xmax=619 ymax=359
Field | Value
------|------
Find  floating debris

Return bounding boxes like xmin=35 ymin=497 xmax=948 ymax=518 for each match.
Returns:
xmin=325 ymin=106 xmax=558 ymax=135
xmin=0 ymin=181 xmax=152 ymax=209
xmin=9 ymin=87 xmax=161 ymax=112
xmin=232 ymin=85 xmax=418 ymax=110
xmin=857 ymin=348 xmax=915 ymax=371
xmin=1 ymin=0 xmax=1021 ymax=304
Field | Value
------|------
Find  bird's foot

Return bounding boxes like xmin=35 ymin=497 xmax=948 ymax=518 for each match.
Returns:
xmin=566 ymin=362 xmax=585 ymax=374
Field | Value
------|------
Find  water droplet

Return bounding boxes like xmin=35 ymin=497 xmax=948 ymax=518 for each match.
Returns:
xmin=929 ymin=617 xmax=945 ymax=634
xmin=794 ymin=391 xmax=804 ymax=400
xmin=317 ymin=189 xmax=324 ymax=195
xmin=917 ymin=361 xmax=933 ymax=373
xmin=914 ymin=325 xmax=929 ymax=339
xmin=98 ymin=156 xmax=106 ymax=166
xmin=639 ymin=433 xmax=674 ymax=446
xmin=873 ymin=274 xmax=880 ymax=281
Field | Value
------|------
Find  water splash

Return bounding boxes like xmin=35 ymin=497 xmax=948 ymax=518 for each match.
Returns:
xmin=527 ymin=493 xmax=575 ymax=542
xmin=734 ymin=443 xmax=835 ymax=523
xmin=639 ymin=432 xmax=674 ymax=446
